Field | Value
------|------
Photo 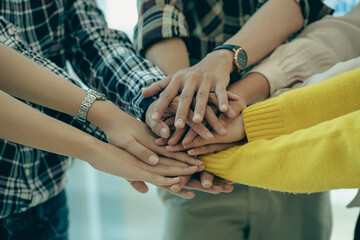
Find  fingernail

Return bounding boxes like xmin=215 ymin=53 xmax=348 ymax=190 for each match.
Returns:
xmin=152 ymin=112 xmax=160 ymax=120
xmin=203 ymin=180 xmax=211 ymax=188
xmin=188 ymin=166 xmax=198 ymax=171
xmin=188 ymin=150 xmax=196 ymax=155
xmin=193 ymin=113 xmax=202 ymax=122
xmin=219 ymin=128 xmax=227 ymax=136
xmin=175 ymin=119 xmax=184 ymax=128
xmin=170 ymin=184 xmax=180 ymax=192
xmin=182 ymin=143 xmax=191 ymax=149
xmin=229 ymin=110 xmax=236 ymax=118
xmin=198 ymin=165 xmax=205 ymax=171
xmin=221 ymin=104 xmax=228 ymax=112
xmin=160 ymin=128 xmax=168 ymax=138
xmin=206 ymin=132 xmax=214 ymax=139
xmin=148 ymin=155 xmax=159 ymax=164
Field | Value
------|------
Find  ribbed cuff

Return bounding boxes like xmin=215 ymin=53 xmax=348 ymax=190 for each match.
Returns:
xmin=200 ymin=147 xmax=237 ymax=181
xmin=242 ymin=98 xmax=285 ymax=142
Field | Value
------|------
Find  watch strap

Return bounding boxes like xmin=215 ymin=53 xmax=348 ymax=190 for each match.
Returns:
xmin=212 ymin=44 xmax=248 ymax=70
xmin=76 ymin=89 xmax=106 ymax=123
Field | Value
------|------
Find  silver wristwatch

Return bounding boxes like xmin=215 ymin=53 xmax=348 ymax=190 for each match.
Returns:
xmin=76 ymin=89 xmax=106 ymax=123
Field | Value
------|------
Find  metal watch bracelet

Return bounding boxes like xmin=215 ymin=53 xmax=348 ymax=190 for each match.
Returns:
xmin=76 ymin=89 xmax=106 ymax=123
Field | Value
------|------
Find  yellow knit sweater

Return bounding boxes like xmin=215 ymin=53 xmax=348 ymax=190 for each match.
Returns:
xmin=200 ymin=67 xmax=360 ymax=193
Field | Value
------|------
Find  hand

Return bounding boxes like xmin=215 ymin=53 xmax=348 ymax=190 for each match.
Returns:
xmin=183 ymin=114 xmax=246 ymax=149
xmin=166 ymin=114 xmax=245 ymax=153
xmin=101 ymin=108 xmax=202 ymax=167
xmin=160 ymin=172 xmax=234 ymax=199
xmin=180 ymin=92 xmax=244 ymax=146
xmin=86 ymin=140 xmax=203 ymax=191
xmin=143 ymin=50 xmax=236 ymax=128
xmin=146 ymin=97 xmax=215 ymax=141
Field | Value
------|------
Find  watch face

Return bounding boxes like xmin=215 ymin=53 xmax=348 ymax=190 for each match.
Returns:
xmin=235 ymin=48 xmax=248 ymax=70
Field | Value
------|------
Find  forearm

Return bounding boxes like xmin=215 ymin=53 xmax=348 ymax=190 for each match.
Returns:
xmin=66 ymin=0 xmax=165 ymax=119
xmin=201 ymin=110 xmax=360 ymax=193
xmin=0 ymin=43 xmax=86 ymax=117
xmin=0 ymin=43 xmax=131 ymax=135
xmin=225 ymin=0 xmax=303 ymax=67
xmin=0 ymin=90 xmax=100 ymax=161
xmin=243 ymin=67 xmax=360 ymax=141
xmin=145 ymin=38 xmax=190 ymax=75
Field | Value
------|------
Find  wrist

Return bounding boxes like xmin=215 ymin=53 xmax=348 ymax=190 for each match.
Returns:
xmin=207 ymin=50 xmax=235 ymax=73
xmin=87 ymin=99 xmax=129 ymax=132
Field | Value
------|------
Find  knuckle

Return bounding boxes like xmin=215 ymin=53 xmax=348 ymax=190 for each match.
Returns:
xmin=180 ymin=93 xmax=192 ymax=101
xmin=197 ymin=91 xmax=208 ymax=99
xmin=160 ymin=90 xmax=172 ymax=99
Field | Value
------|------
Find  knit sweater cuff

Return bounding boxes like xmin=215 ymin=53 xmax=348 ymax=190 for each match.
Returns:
xmin=242 ymin=98 xmax=285 ymax=142
xmin=200 ymin=147 xmax=237 ymax=181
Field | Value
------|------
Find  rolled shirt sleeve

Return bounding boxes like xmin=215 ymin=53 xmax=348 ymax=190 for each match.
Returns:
xmin=249 ymin=5 xmax=360 ymax=95
xmin=64 ymin=0 xmax=165 ymax=120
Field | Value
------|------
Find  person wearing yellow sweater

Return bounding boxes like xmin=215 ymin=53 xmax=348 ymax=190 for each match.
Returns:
xmin=200 ymin=66 xmax=360 ymax=193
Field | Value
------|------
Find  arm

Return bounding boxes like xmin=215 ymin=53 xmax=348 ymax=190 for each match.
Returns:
xmin=201 ymin=110 xmax=360 ymax=193
xmin=0 ymin=90 xmax=199 ymax=189
xmin=183 ymin=6 xmax=360 ymax=148
xmin=64 ymin=0 xmax=166 ymax=120
xmin=243 ymin=67 xmax=360 ymax=141
xmin=0 ymin=43 xmax=200 ymax=167
xmin=139 ymin=0 xmax=330 ymax=126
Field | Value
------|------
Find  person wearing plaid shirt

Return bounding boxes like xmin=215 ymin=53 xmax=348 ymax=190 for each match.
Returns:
xmin=134 ymin=0 xmax=334 ymax=239
xmin=0 ymin=0 xmax=225 ymax=239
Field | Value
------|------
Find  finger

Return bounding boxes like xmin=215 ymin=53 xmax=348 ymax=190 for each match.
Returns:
xmin=187 ymin=143 xmax=237 ymax=156
xmin=203 ymin=105 xmax=227 ymax=136
xmin=185 ymin=109 xmax=214 ymax=140
xmin=160 ymin=186 xmax=196 ymax=199
xmin=175 ymin=80 xmax=197 ymax=128
xmin=193 ymin=80 xmax=211 ymax=123
xmin=155 ymin=138 xmax=168 ymax=146
xmin=166 ymin=144 xmax=186 ymax=152
xmin=181 ymin=129 xmax=198 ymax=146
xmin=216 ymin=83 xmax=228 ymax=112
xmin=227 ymin=91 xmax=239 ymax=101
xmin=152 ymin=80 xmax=181 ymax=121
xmin=164 ymin=116 xmax=175 ymax=127
xmin=147 ymin=119 xmax=171 ymax=139
xmin=200 ymin=172 xmax=214 ymax=188
xmin=208 ymin=92 xmax=219 ymax=107
xmin=157 ymin=145 xmax=204 ymax=166
xmin=143 ymin=173 xmax=180 ymax=186
xmin=169 ymin=175 xmax=192 ymax=193
xmin=125 ymin=139 xmax=160 ymax=165
xmin=143 ymin=162 xmax=199 ymax=176
xmin=183 ymin=135 xmax=213 ymax=150
xmin=213 ymin=178 xmax=234 ymax=193
xmin=185 ymin=179 xmax=222 ymax=193
xmin=128 ymin=180 xmax=149 ymax=193
xmin=142 ymin=76 xmax=171 ymax=98
xmin=168 ymin=126 xmax=188 ymax=146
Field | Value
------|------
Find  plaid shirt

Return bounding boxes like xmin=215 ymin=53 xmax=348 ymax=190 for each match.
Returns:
xmin=0 ymin=0 xmax=165 ymax=218
xmin=134 ymin=0 xmax=334 ymax=66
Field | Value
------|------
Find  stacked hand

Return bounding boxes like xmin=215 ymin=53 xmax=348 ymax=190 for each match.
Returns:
xmin=141 ymin=51 xmax=251 ymax=198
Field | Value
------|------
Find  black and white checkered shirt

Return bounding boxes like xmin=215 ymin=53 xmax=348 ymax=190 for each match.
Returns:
xmin=0 ymin=0 xmax=165 ymax=218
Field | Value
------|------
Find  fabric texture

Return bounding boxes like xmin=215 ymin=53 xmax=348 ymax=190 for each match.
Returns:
xmin=249 ymin=4 xmax=360 ymax=96
xmin=201 ymin=66 xmax=360 ymax=193
xmin=0 ymin=0 xmax=164 ymax=218
xmin=134 ymin=0 xmax=333 ymax=66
